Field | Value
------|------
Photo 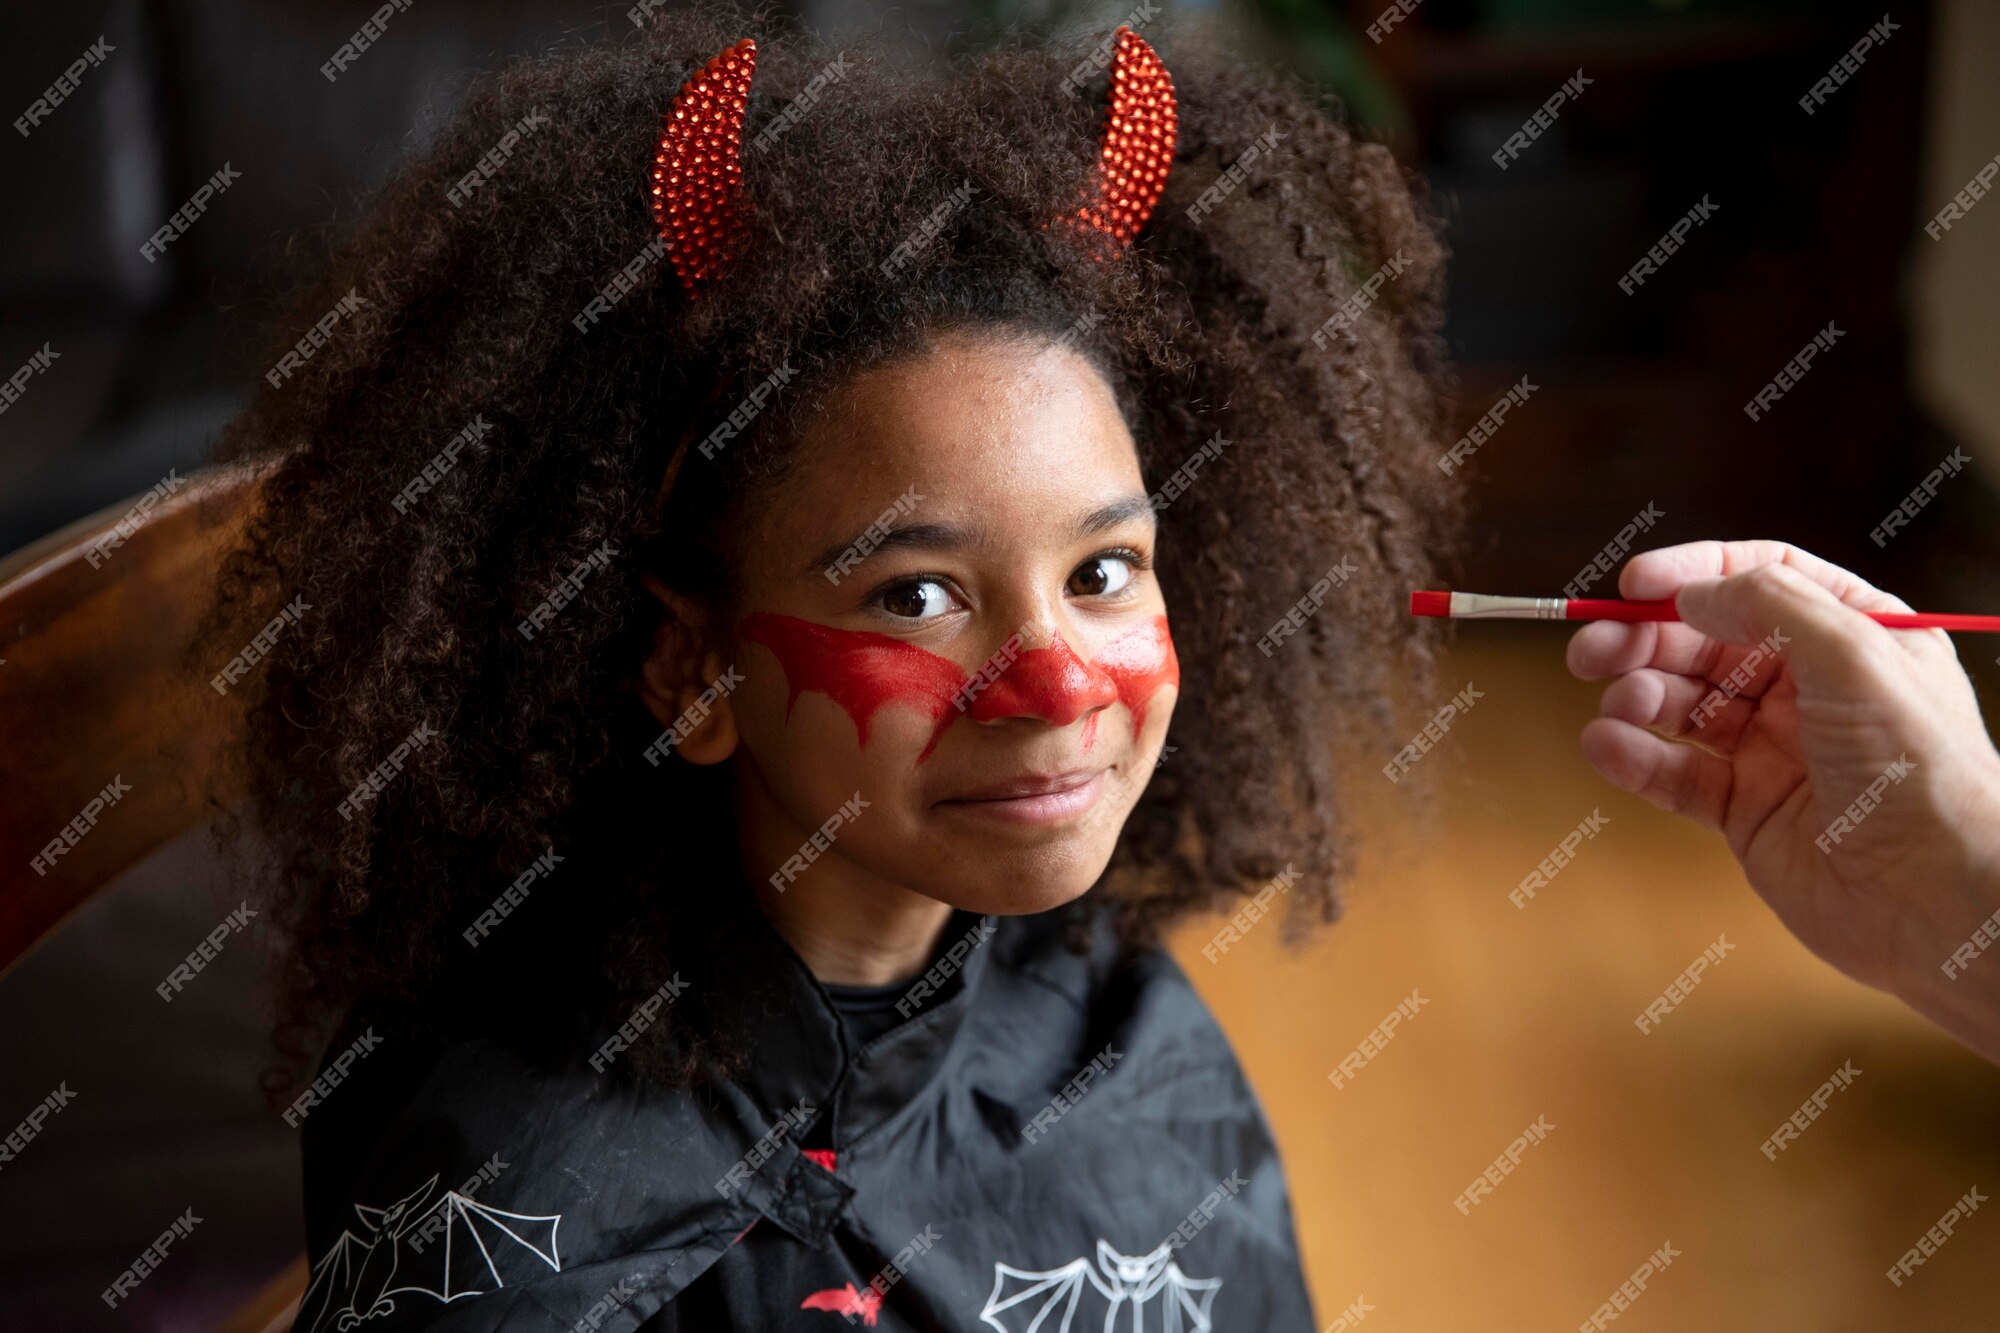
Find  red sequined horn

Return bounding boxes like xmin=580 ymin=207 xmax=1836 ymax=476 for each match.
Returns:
xmin=650 ymin=37 xmax=757 ymax=299
xmin=1057 ymin=26 xmax=1179 ymax=255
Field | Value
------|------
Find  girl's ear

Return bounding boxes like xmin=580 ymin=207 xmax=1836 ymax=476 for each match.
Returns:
xmin=638 ymin=572 xmax=739 ymax=766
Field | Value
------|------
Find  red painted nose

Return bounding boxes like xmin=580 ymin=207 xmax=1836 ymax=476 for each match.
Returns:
xmin=964 ymin=632 xmax=1118 ymax=727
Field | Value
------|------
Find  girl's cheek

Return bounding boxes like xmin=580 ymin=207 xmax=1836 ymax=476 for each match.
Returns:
xmin=1097 ymin=615 xmax=1179 ymax=736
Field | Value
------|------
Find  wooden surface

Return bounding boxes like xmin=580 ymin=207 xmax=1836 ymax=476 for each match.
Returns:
xmin=1171 ymin=624 xmax=2000 ymax=1329
xmin=0 ymin=466 xmax=259 ymax=980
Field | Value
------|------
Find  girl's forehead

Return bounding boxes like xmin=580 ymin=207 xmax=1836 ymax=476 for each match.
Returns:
xmin=752 ymin=338 xmax=1144 ymax=524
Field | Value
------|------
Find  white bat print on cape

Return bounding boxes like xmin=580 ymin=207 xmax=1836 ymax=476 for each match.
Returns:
xmin=979 ymin=1239 xmax=1223 ymax=1333
xmin=296 ymin=1171 xmax=563 ymax=1331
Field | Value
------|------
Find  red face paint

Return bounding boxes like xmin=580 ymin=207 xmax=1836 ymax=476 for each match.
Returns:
xmin=736 ymin=612 xmax=1180 ymax=764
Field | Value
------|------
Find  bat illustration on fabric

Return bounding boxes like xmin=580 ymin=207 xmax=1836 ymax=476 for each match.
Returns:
xmin=979 ymin=1239 xmax=1222 ymax=1333
xmin=296 ymin=1172 xmax=563 ymax=1331
xmin=800 ymin=1281 xmax=885 ymax=1325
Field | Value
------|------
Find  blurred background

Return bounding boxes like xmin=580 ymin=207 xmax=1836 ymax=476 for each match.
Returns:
xmin=1 ymin=0 xmax=1997 ymax=1327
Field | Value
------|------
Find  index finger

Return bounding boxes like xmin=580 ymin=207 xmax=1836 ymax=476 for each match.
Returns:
xmin=1617 ymin=538 xmax=1956 ymax=671
xmin=1617 ymin=539 xmax=1913 ymax=614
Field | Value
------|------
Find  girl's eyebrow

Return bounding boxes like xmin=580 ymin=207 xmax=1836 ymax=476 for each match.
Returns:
xmin=798 ymin=492 xmax=1157 ymax=579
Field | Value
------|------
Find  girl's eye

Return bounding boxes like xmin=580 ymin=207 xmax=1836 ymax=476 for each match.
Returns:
xmin=877 ymin=578 xmax=959 ymax=621
xmin=1069 ymin=551 xmax=1142 ymax=598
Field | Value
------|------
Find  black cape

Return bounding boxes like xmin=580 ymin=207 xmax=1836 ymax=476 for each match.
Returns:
xmin=292 ymin=899 xmax=1317 ymax=1332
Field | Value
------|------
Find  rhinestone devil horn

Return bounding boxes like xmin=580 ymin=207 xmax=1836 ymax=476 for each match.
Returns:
xmin=1055 ymin=25 xmax=1179 ymax=256
xmin=651 ymin=37 xmax=757 ymax=300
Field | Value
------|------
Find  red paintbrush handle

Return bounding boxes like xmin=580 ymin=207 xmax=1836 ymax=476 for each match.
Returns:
xmin=1564 ymin=598 xmax=2000 ymax=633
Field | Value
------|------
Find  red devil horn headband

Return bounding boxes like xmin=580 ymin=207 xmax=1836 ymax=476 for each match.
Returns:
xmin=651 ymin=36 xmax=757 ymax=299
xmin=649 ymin=26 xmax=1178 ymax=299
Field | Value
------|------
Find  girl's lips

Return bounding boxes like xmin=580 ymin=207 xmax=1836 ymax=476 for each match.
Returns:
xmin=936 ymin=769 xmax=1107 ymax=826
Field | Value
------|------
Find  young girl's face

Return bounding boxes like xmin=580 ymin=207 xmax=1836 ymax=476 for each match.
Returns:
xmin=691 ymin=328 xmax=1178 ymax=916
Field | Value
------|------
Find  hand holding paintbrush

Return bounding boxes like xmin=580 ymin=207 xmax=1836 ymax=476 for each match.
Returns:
xmin=1431 ymin=539 xmax=2000 ymax=1067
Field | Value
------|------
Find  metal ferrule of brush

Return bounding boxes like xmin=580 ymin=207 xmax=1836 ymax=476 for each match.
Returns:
xmin=1449 ymin=593 xmax=1567 ymax=620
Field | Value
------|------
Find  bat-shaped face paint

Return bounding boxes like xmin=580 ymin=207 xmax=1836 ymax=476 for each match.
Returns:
xmin=737 ymin=612 xmax=1178 ymax=764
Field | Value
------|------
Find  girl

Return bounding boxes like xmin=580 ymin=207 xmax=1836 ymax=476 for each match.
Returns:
xmin=211 ymin=6 xmax=1464 ymax=1328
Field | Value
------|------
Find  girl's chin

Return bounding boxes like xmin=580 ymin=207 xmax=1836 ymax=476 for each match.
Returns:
xmin=920 ymin=865 xmax=1105 ymax=918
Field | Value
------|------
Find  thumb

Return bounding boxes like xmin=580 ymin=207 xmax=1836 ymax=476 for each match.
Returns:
xmin=1675 ymin=561 xmax=1891 ymax=699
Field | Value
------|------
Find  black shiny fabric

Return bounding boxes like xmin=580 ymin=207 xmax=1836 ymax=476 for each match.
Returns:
xmin=293 ymin=900 xmax=1316 ymax=1332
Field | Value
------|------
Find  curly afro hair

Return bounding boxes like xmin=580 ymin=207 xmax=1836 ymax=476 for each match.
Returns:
xmin=208 ymin=1 xmax=1468 ymax=1097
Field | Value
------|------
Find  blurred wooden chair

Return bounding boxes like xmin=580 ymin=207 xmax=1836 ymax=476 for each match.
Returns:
xmin=0 ymin=462 xmax=309 ymax=1331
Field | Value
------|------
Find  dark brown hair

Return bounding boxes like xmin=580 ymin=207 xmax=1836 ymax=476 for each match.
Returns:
xmin=209 ymin=2 xmax=1468 ymax=1096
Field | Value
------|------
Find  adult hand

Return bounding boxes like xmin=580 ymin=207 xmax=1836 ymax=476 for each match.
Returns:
xmin=1565 ymin=539 xmax=2000 ymax=1065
